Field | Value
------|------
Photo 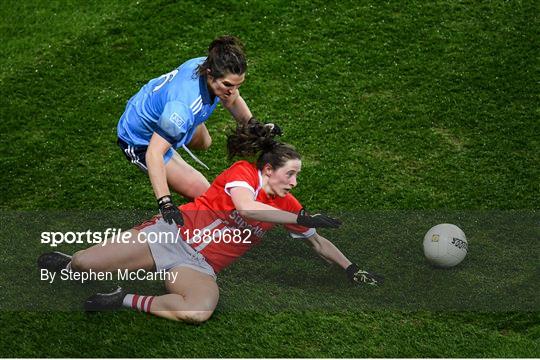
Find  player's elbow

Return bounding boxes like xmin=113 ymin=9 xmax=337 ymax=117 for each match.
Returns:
xmin=237 ymin=208 xmax=256 ymax=220
xmin=230 ymin=189 xmax=261 ymax=219
xmin=232 ymin=199 xmax=258 ymax=219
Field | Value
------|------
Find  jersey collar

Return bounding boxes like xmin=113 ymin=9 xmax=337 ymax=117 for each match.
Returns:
xmin=254 ymin=170 xmax=263 ymax=198
xmin=256 ymin=170 xmax=277 ymax=200
xmin=199 ymin=75 xmax=215 ymax=105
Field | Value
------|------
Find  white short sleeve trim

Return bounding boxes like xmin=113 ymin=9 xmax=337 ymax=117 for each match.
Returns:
xmin=289 ymin=228 xmax=317 ymax=239
xmin=224 ymin=181 xmax=256 ymax=197
xmin=254 ymin=170 xmax=263 ymax=198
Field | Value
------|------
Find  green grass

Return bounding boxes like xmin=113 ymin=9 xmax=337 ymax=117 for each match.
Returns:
xmin=0 ymin=0 xmax=538 ymax=357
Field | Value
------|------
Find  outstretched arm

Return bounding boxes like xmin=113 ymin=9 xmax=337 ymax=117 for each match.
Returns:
xmin=303 ymin=233 xmax=352 ymax=270
xmin=302 ymin=233 xmax=385 ymax=286
xmin=229 ymin=187 xmax=340 ymax=227
xmin=230 ymin=187 xmax=299 ymax=223
xmin=231 ymin=187 xmax=383 ymax=285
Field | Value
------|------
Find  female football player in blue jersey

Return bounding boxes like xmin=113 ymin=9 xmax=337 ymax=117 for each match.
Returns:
xmin=117 ymin=35 xmax=279 ymax=226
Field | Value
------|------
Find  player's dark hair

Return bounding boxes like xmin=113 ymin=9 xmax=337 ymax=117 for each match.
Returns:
xmin=227 ymin=119 xmax=300 ymax=170
xmin=197 ymin=35 xmax=247 ymax=78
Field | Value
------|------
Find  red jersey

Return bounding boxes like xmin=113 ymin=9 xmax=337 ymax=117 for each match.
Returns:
xmin=178 ymin=160 xmax=314 ymax=273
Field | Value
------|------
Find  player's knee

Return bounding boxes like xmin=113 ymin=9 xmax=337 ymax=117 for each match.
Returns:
xmin=193 ymin=135 xmax=212 ymax=150
xmin=174 ymin=310 xmax=213 ymax=324
xmin=181 ymin=178 xmax=210 ymax=199
xmin=192 ymin=180 xmax=210 ymax=196
xmin=172 ymin=297 xmax=216 ymax=324
xmin=200 ymin=135 xmax=212 ymax=150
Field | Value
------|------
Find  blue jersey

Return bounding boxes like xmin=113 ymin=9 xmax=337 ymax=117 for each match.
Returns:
xmin=117 ymin=57 xmax=220 ymax=161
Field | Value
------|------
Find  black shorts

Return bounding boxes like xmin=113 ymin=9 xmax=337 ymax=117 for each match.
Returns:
xmin=117 ymin=138 xmax=148 ymax=172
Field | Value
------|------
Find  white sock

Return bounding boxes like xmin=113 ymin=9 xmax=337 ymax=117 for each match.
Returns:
xmin=122 ymin=294 xmax=134 ymax=307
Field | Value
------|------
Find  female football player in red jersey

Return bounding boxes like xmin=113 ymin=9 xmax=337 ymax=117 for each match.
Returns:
xmin=38 ymin=121 xmax=383 ymax=324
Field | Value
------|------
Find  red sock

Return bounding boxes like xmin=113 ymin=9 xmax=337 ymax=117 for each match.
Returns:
xmin=123 ymin=294 xmax=155 ymax=313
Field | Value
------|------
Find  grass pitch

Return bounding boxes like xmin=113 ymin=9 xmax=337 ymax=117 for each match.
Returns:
xmin=0 ymin=0 xmax=538 ymax=357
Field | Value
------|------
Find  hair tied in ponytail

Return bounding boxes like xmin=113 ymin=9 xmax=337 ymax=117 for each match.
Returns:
xmin=227 ymin=119 xmax=299 ymax=170
xmin=260 ymin=138 xmax=277 ymax=153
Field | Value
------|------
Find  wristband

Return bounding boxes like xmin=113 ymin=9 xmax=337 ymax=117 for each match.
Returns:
xmin=346 ymin=263 xmax=360 ymax=281
xmin=157 ymin=195 xmax=172 ymax=206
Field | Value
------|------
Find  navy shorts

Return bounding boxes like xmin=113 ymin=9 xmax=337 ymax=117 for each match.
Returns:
xmin=117 ymin=138 xmax=148 ymax=172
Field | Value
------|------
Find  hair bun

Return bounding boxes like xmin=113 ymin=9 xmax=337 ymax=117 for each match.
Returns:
xmin=247 ymin=118 xmax=279 ymax=139
xmin=259 ymin=137 xmax=277 ymax=153
xmin=227 ymin=120 xmax=284 ymax=160
xmin=210 ymin=35 xmax=243 ymax=51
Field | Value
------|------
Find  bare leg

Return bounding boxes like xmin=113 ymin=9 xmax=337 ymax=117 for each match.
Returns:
xmin=70 ymin=229 xmax=218 ymax=324
xmin=148 ymin=266 xmax=219 ymax=324
xmin=187 ymin=123 xmax=212 ymax=150
xmin=71 ymin=229 xmax=155 ymax=272
xmin=165 ymin=150 xmax=210 ymax=200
